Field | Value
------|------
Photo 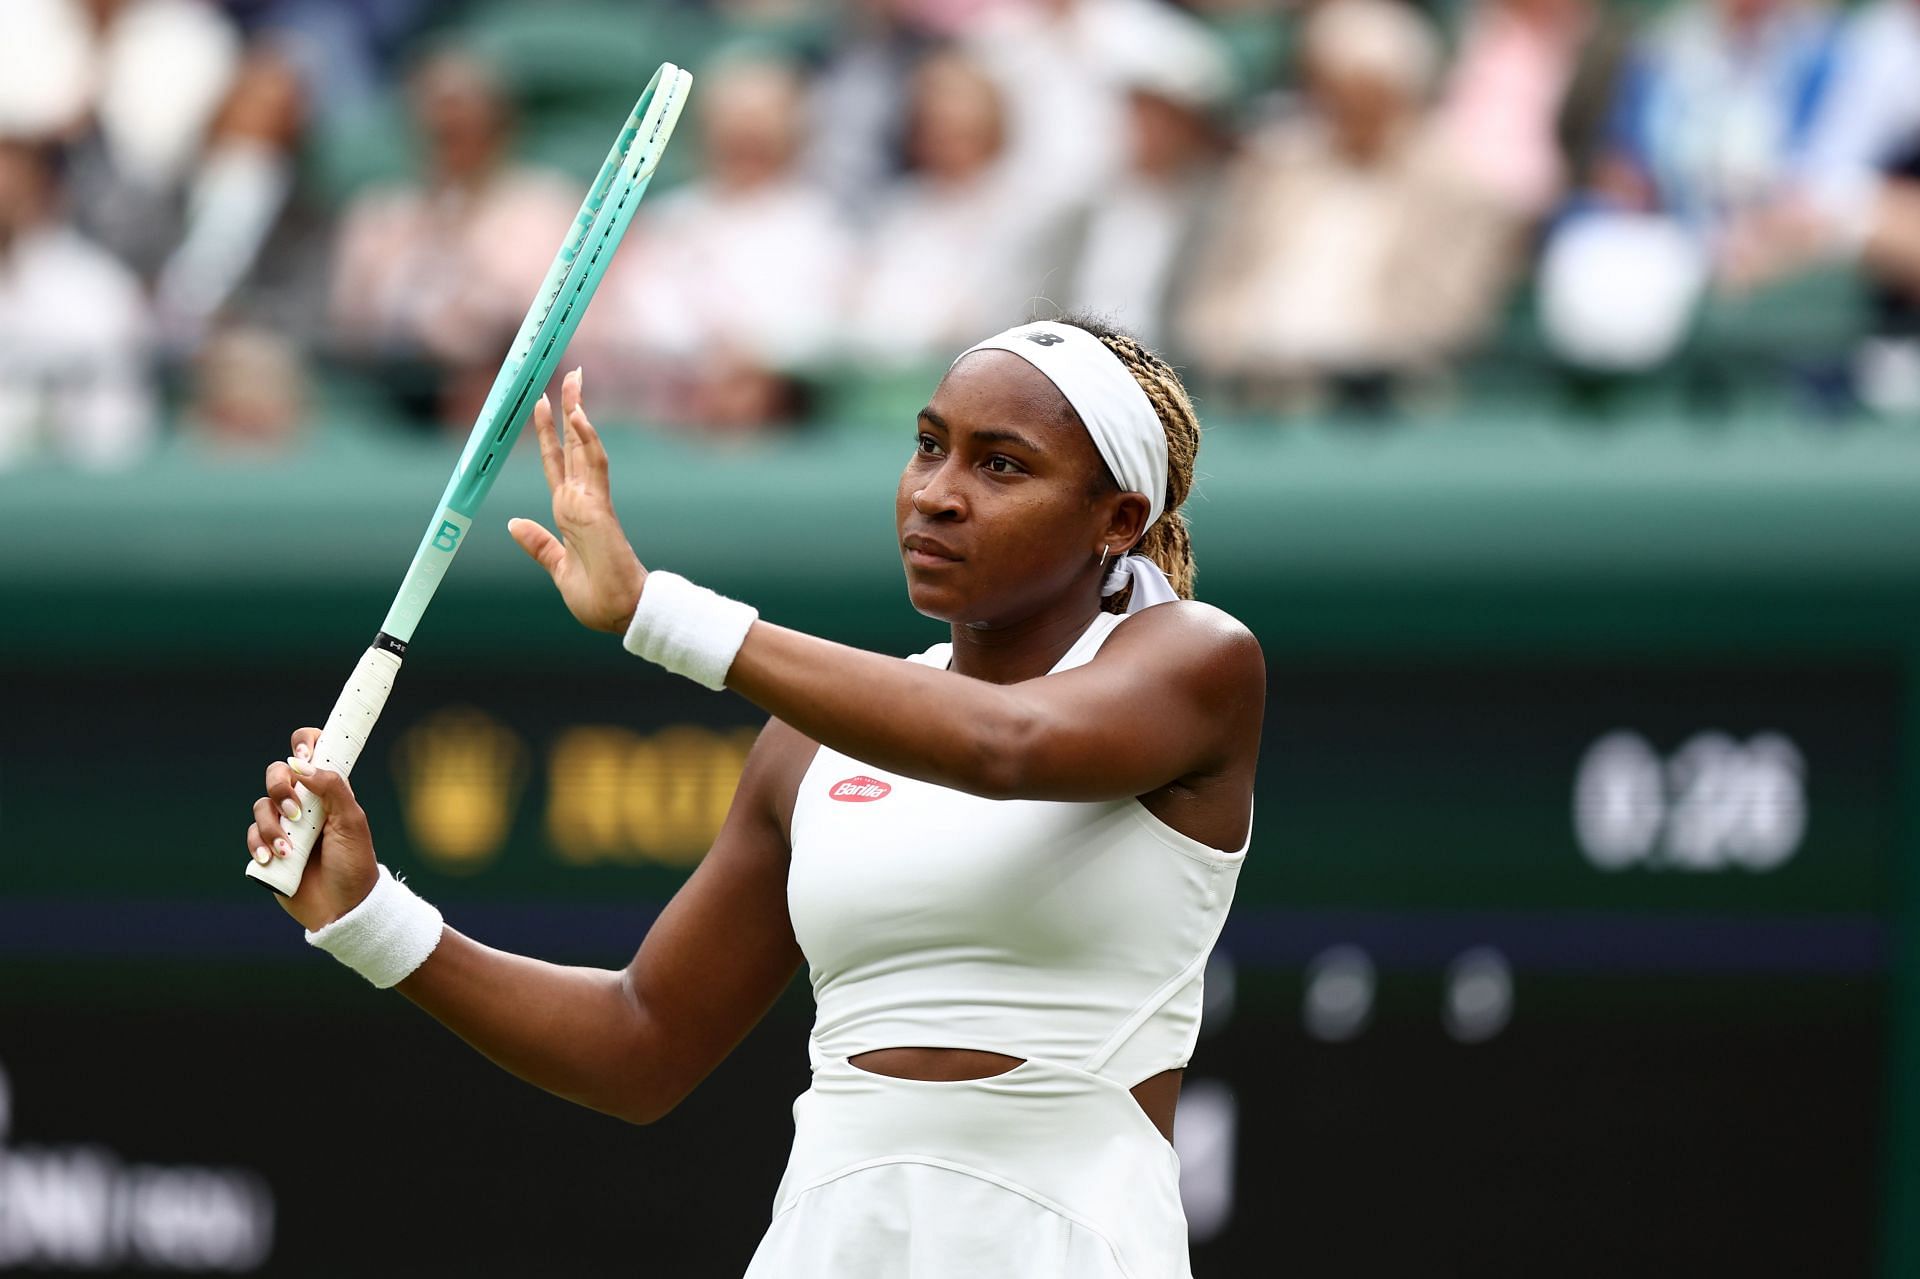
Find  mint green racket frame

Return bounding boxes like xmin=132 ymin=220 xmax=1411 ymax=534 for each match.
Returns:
xmin=246 ymin=63 xmax=694 ymax=896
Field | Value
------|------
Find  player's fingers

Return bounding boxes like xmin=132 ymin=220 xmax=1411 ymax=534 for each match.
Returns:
xmin=247 ymin=822 xmax=271 ymax=867
xmin=567 ymin=404 xmax=610 ymax=487
xmin=508 ymin=517 xmax=567 ymax=580
xmin=288 ymin=728 xmax=320 ymax=760
xmin=532 ymin=395 xmax=565 ymax=490
xmin=264 ymin=760 xmax=303 ymax=816
xmin=561 ymin=368 xmax=587 ymax=478
xmin=253 ymin=795 xmax=288 ymax=851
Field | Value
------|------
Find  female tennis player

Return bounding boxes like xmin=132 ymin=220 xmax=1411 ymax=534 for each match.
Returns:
xmin=245 ymin=315 xmax=1263 ymax=1277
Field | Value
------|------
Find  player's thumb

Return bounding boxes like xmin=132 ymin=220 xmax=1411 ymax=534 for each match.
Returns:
xmin=287 ymin=761 xmax=372 ymax=846
xmin=288 ymin=758 xmax=353 ymax=805
xmin=508 ymin=517 xmax=566 ymax=580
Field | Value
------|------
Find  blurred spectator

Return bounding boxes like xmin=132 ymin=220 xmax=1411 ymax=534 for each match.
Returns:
xmin=1721 ymin=0 xmax=1920 ymax=294
xmin=184 ymin=323 xmax=306 ymax=454
xmin=230 ymin=0 xmax=433 ymax=126
xmin=1553 ymin=10 xmax=1641 ymax=194
xmin=5 ymin=0 xmax=1889 ymax=451
xmin=847 ymin=49 xmax=1070 ymax=363
xmin=0 ymin=137 xmax=156 ymax=470
xmin=0 ymin=0 xmax=242 ymax=277
xmin=1542 ymin=0 xmax=1841 ymax=373
xmin=1437 ymin=0 xmax=1596 ymax=219
xmin=329 ymin=49 xmax=577 ymax=431
xmin=1758 ymin=0 xmax=1920 ymax=263
xmin=593 ymin=57 xmax=851 ymax=432
xmin=969 ymin=0 xmax=1205 ymax=222
xmin=1716 ymin=0 xmax=1920 ymax=409
xmin=1586 ymin=0 xmax=1839 ymax=231
xmin=1180 ymin=0 xmax=1519 ymax=413
xmin=1788 ymin=0 xmax=1920 ymax=251
xmin=1059 ymin=4 xmax=1236 ymax=347
xmin=807 ymin=0 xmax=942 ymax=210
xmin=154 ymin=47 xmax=317 ymax=350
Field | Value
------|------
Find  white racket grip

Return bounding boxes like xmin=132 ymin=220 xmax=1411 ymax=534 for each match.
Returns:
xmin=245 ymin=645 xmax=403 ymax=895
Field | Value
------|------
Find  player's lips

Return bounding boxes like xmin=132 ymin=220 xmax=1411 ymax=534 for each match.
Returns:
xmin=903 ymin=534 xmax=962 ymax=567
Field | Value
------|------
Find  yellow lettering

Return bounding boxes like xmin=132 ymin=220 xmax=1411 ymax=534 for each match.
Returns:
xmin=390 ymin=707 xmax=527 ymax=874
xmin=546 ymin=724 xmax=757 ymax=868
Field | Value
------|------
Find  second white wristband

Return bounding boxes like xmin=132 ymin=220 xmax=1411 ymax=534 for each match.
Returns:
xmin=621 ymin=570 xmax=759 ymax=690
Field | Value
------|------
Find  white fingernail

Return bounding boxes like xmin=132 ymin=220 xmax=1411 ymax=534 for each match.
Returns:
xmin=253 ymin=846 xmax=270 ymax=865
xmin=280 ymin=798 xmax=301 ymax=821
xmin=273 ymin=838 xmax=290 ymax=858
xmin=288 ymin=756 xmax=313 ymax=775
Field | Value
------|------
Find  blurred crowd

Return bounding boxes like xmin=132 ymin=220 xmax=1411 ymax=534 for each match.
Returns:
xmin=5 ymin=0 xmax=1920 ymax=467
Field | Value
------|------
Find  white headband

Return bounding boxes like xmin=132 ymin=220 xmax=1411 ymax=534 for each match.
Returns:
xmin=952 ymin=321 xmax=1179 ymax=613
xmin=955 ymin=321 xmax=1169 ymax=529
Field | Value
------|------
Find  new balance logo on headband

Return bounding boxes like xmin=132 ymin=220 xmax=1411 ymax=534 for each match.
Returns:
xmin=1026 ymin=333 xmax=1065 ymax=347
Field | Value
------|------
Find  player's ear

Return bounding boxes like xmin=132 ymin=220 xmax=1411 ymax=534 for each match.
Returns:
xmin=1101 ymin=491 xmax=1151 ymax=555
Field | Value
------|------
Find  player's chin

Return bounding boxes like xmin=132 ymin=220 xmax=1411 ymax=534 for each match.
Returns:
xmin=901 ymin=561 xmax=972 ymax=621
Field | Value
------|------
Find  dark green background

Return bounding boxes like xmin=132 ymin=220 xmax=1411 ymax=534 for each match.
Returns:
xmin=1 ymin=419 xmax=1915 ymax=1275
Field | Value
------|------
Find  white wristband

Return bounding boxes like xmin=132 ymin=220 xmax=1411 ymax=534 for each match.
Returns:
xmin=621 ymin=570 xmax=759 ymax=690
xmin=304 ymin=864 xmax=445 ymax=989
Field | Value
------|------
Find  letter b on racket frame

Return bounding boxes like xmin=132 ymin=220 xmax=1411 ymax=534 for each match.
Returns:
xmin=432 ymin=520 xmax=464 ymax=553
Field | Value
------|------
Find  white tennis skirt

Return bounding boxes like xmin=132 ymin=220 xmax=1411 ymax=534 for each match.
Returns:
xmin=742 ymin=1055 xmax=1191 ymax=1278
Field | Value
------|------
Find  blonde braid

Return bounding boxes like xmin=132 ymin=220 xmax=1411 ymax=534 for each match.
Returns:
xmin=1072 ymin=324 xmax=1201 ymax=611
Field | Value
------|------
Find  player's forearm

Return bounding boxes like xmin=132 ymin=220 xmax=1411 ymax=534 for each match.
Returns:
xmin=397 ymin=928 xmax=664 ymax=1123
xmin=726 ymin=621 xmax=1030 ymax=797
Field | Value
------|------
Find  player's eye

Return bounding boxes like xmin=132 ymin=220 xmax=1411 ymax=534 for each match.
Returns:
xmin=985 ymin=455 xmax=1023 ymax=475
xmin=915 ymin=433 xmax=942 ymax=456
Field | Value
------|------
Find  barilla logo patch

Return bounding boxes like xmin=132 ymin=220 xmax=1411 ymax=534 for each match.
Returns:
xmin=829 ymin=776 xmax=891 ymax=802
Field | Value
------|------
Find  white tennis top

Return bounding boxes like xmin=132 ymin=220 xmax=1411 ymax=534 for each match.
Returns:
xmin=787 ymin=609 xmax=1249 ymax=1088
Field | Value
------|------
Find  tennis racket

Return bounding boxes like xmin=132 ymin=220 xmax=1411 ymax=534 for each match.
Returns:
xmin=246 ymin=62 xmax=694 ymax=895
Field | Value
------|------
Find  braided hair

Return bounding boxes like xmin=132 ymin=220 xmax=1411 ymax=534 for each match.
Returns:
xmin=1056 ymin=313 xmax=1200 ymax=611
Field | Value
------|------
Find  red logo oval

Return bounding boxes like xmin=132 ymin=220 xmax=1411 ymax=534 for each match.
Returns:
xmin=829 ymin=775 xmax=892 ymax=802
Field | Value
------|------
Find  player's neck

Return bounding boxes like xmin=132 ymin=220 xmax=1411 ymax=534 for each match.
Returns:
xmin=948 ymin=597 xmax=1104 ymax=685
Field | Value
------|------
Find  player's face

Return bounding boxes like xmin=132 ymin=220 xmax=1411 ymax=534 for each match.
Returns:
xmin=897 ymin=351 xmax=1139 ymax=627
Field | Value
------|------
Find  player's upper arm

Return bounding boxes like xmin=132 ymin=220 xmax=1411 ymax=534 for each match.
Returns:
xmin=988 ymin=602 xmax=1265 ymax=802
xmin=616 ymin=716 xmax=813 ymax=1121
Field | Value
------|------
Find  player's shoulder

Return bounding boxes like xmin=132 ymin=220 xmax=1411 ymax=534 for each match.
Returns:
xmin=1108 ymin=600 xmax=1265 ymax=685
xmin=1115 ymin=598 xmax=1260 ymax=649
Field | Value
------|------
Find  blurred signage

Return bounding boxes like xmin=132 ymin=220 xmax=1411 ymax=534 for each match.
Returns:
xmin=0 ymin=653 xmax=1898 ymax=1273
xmin=0 ymin=1061 xmax=273 ymax=1272
xmin=0 ymin=660 xmax=1894 ymax=918
xmin=380 ymin=707 xmax=758 ymax=874
xmin=1574 ymin=729 xmax=1808 ymax=872
xmin=389 ymin=706 xmax=529 ymax=873
xmin=544 ymin=723 xmax=757 ymax=867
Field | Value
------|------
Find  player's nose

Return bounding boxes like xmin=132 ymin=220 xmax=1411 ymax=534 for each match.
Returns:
xmin=911 ymin=468 xmax=966 ymax=520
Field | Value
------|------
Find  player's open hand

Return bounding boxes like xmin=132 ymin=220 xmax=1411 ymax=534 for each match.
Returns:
xmin=248 ymin=728 xmax=380 ymax=932
xmin=509 ymin=367 xmax=648 ymax=633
